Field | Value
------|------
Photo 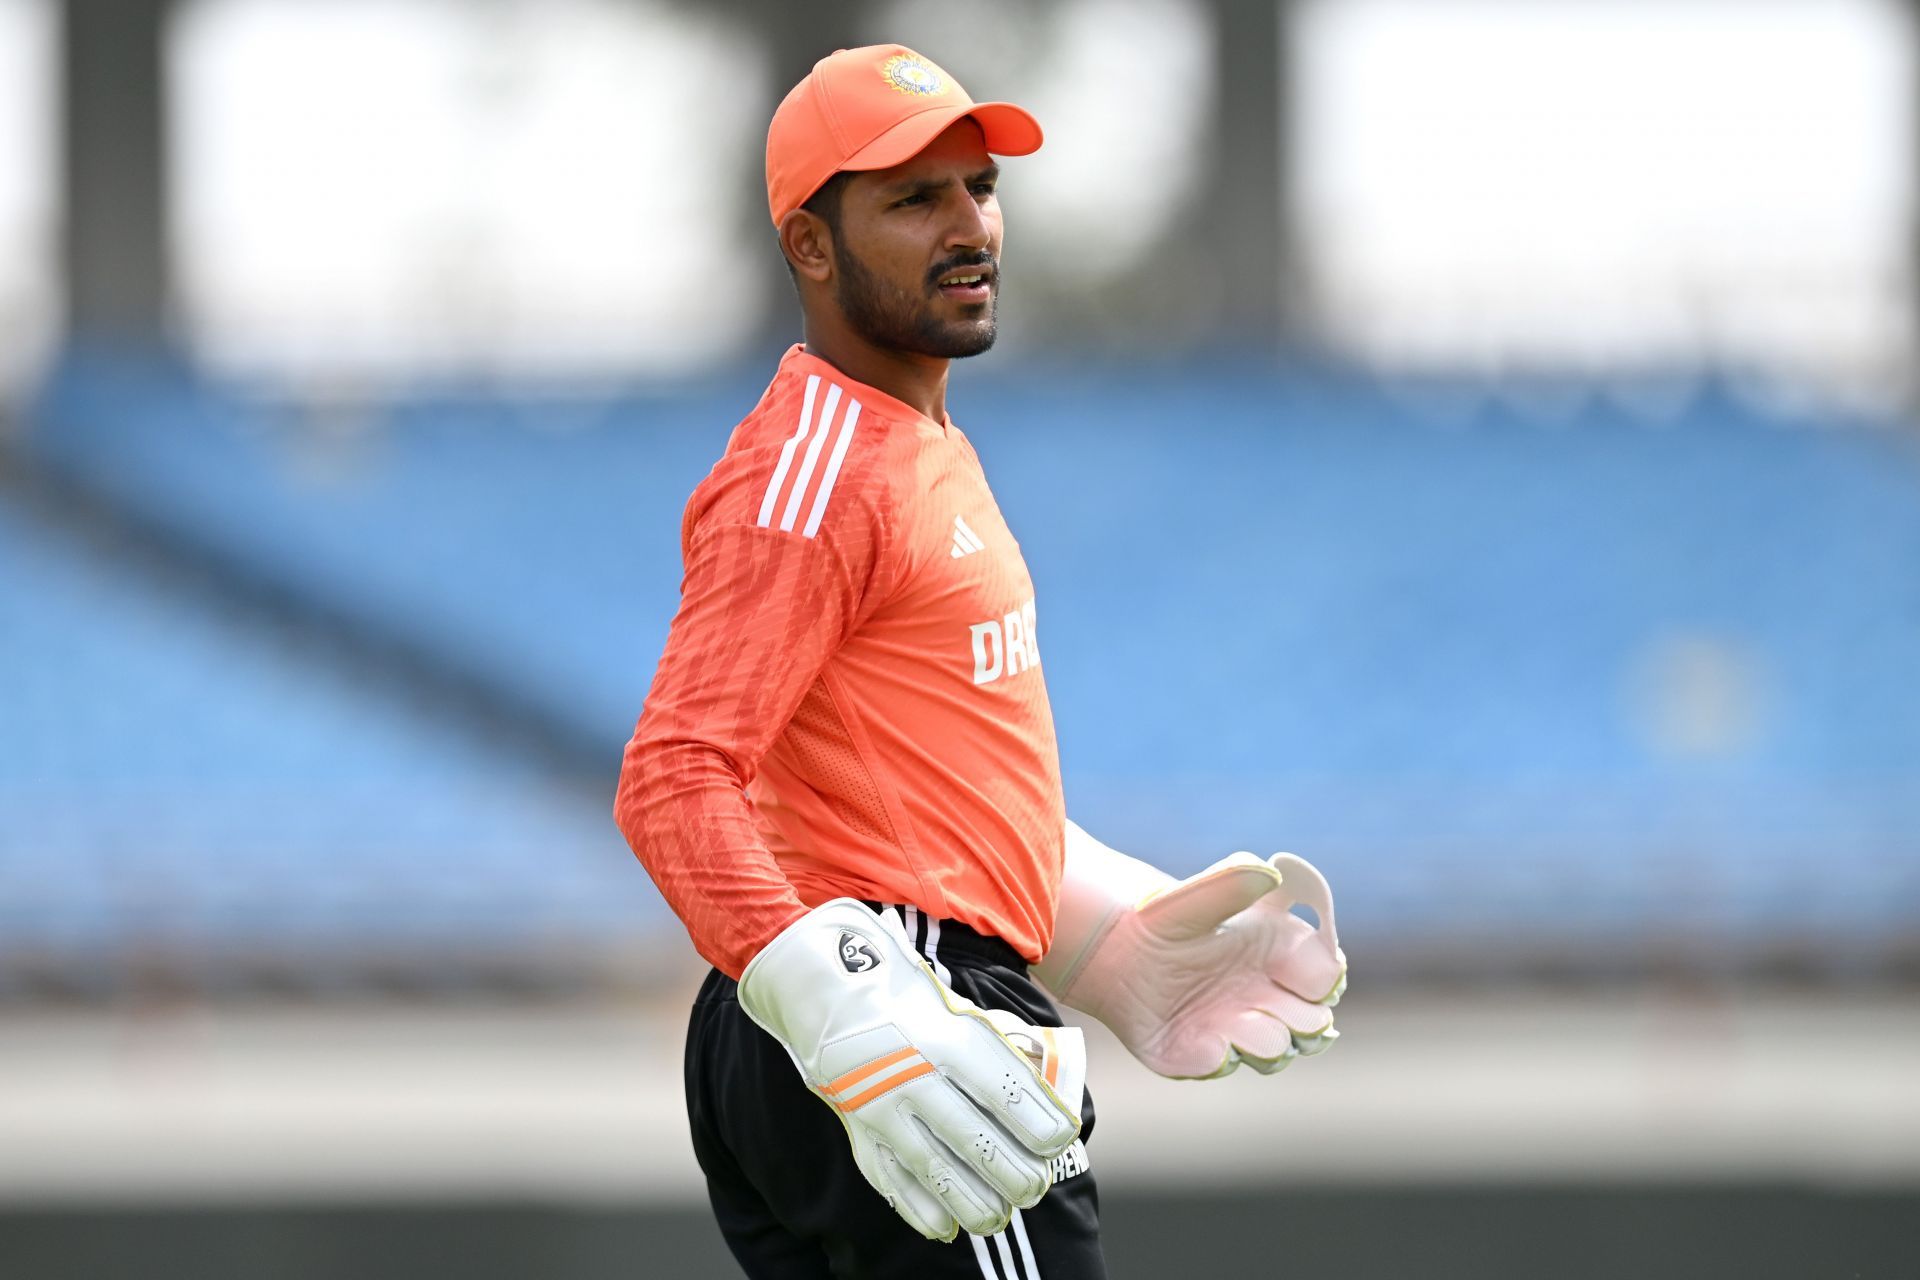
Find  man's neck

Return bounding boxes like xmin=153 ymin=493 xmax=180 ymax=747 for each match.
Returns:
xmin=800 ymin=331 xmax=950 ymax=424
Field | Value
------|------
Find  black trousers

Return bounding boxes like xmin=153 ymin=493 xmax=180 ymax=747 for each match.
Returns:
xmin=685 ymin=905 xmax=1107 ymax=1279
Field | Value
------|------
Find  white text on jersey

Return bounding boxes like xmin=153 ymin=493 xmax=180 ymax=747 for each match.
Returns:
xmin=970 ymin=597 xmax=1040 ymax=685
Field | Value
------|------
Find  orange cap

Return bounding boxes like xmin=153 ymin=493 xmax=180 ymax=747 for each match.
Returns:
xmin=766 ymin=45 xmax=1043 ymax=227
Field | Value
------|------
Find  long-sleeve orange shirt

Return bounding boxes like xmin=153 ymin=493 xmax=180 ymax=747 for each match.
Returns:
xmin=614 ymin=345 xmax=1065 ymax=978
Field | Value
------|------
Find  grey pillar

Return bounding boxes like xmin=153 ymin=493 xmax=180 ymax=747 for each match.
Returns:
xmin=1911 ymin=0 xmax=1920 ymax=412
xmin=731 ymin=0 xmax=874 ymax=356
xmin=62 ymin=0 xmax=173 ymax=346
xmin=1203 ymin=0 xmax=1298 ymax=355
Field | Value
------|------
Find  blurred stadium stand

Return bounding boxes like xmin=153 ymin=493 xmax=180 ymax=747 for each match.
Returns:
xmin=0 ymin=440 xmax=664 ymax=999
xmin=4 ymin=2 xmax=1920 ymax=1275
xmin=7 ymin=347 xmax=1917 ymax=993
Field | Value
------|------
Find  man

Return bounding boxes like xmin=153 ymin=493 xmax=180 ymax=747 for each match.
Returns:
xmin=615 ymin=44 xmax=1346 ymax=1279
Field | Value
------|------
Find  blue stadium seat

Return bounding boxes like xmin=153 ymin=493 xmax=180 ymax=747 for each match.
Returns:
xmin=14 ymin=349 xmax=1920 ymax=969
xmin=0 ymin=493 xmax=662 ymax=985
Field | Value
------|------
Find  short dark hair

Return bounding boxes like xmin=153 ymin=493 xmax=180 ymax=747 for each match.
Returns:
xmin=783 ymin=171 xmax=855 ymax=282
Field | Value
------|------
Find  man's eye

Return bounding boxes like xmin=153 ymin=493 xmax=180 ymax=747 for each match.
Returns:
xmin=971 ymin=183 xmax=997 ymax=197
xmin=895 ymin=193 xmax=927 ymax=207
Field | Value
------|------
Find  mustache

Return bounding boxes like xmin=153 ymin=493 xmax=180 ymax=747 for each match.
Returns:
xmin=927 ymin=251 xmax=997 ymax=290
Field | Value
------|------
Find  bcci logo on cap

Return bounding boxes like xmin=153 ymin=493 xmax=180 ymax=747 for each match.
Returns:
xmin=838 ymin=931 xmax=882 ymax=973
xmin=881 ymin=53 xmax=947 ymax=97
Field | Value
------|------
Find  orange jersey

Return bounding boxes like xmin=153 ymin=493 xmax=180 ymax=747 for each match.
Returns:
xmin=615 ymin=345 xmax=1064 ymax=978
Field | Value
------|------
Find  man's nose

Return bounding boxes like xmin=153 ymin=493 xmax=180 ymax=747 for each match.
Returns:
xmin=944 ymin=186 xmax=993 ymax=250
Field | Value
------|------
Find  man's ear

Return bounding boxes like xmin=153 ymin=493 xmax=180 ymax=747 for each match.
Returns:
xmin=779 ymin=209 xmax=834 ymax=284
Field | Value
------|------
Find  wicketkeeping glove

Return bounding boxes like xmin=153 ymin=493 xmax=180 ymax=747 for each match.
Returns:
xmin=1035 ymin=823 xmax=1347 ymax=1080
xmin=737 ymin=898 xmax=1084 ymax=1241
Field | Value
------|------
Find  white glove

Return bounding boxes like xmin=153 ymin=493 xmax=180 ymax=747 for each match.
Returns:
xmin=737 ymin=899 xmax=1084 ymax=1241
xmin=1035 ymin=822 xmax=1347 ymax=1080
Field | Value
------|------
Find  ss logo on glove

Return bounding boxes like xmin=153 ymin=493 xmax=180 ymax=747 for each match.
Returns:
xmin=838 ymin=932 xmax=882 ymax=973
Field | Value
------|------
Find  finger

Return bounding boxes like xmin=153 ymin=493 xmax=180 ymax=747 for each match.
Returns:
xmin=910 ymin=1120 xmax=1029 ymax=1243
xmin=1241 ymin=1042 xmax=1299 ymax=1075
xmin=919 ymin=1074 xmax=1055 ymax=1206
xmin=1293 ymin=1024 xmax=1339 ymax=1057
xmin=1269 ymin=941 xmax=1346 ymax=1006
xmin=1254 ymin=986 xmax=1335 ymax=1039
xmin=978 ymin=1012 xmax=1089 ymax=1125
xmin=1177 ymin=1046 xmax=1245 ymax=1080
xmin=1249 ymin=909 xmax=1339 ymax=993
xmin=1137 ymin=854 xmax=1281 ymax=942
xmin=1257 ymin=897 xmax=1346 ymax=1003
xmin=854 ymin=1136 xmax=958 ymax=1241
xmin=920 ymin=1163 xmax=1012 ymax=1239
xmin=1269 ymin=852 xmax=1339 ymax=951
xmin=947 ymin=1017 xmax=1080 ymax=1155
xmin=1230 ymin=1003 xmax=1335 ymax=1067
xmin=1220 ymin=1005 xmax=1296 ymax=1066
xmin=1132 ymin=1022 xmax=1240 ymax=1079
xmin=952 ymin=1126 xmax=1053 ymax=1212
xmin=879 ymin=1113 xmax=1013 ymax=1243
xmin=860 ymin=1082 xmax=1017 ymax=1233
xmin=1320 ymin=960 xmax=1349 ymax=1007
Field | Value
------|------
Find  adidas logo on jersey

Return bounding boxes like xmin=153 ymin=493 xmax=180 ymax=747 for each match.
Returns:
xmin=950 ymin=514 xmax=985 ymax=558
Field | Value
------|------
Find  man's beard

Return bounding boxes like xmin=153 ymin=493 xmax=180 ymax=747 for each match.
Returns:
xmin=833 ymin=241 xmax=998 ymax=359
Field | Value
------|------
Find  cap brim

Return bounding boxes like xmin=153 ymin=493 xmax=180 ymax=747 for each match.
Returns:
xmin=839 ymin=100 xmax=1043 ymax=175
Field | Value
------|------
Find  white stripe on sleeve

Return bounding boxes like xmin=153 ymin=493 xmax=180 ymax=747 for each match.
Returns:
xmin=801 ymin=399 xmax=861 ymax=538
xmin=778 ymin=382 xmax=842 ymax=532
xmin=757 ymin=374 xmax=818 ymax=527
